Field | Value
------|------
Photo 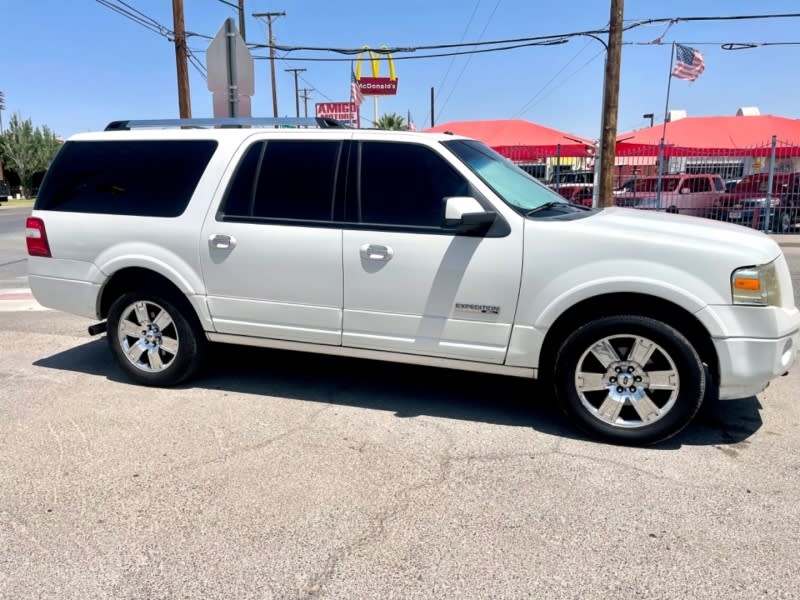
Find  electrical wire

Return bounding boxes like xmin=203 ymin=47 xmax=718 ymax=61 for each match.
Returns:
xmin=512 ymin=39 xmax=593 ymax=119
xmin=250 ymin=39 xmax=567 ymax=63
xmin=95 ymin=0 xmax=170 ymax=37
xmin=432 ymin=0 xmax=482 ymax=125
xmin=245 ymin=12 xmax=800 ymax=56
xmin=515 ymin=48 xmax=605 ymax=115
xmin=214 ymin=0 xmax=239 ymax=10
xmin=437 ymin=0 xmax=503 ymax=122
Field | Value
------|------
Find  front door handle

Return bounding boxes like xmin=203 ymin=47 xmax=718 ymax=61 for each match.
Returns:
xmin=209 ymin=234 xmax=236 ymax=249
xmin=360 ymin=243 xmax=394 ymax=261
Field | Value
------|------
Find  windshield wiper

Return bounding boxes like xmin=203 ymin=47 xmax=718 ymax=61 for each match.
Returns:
xmin=525 ymin=201 xmax=570 ymax=216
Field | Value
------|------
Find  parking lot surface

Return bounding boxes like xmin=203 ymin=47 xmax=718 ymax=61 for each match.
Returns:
xmin=1 ymin=308 xmax=799 ymax=599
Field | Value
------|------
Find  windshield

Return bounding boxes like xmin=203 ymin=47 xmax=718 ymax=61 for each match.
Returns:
xmin=551 ymin=171 xmax=592 ymax=184
xmin=443 ymin=139 xmax=566 ymax=212
xmin=630 ymin=178 xmax=680 ymax=193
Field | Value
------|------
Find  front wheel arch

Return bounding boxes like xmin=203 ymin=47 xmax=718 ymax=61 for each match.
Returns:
xmin=537 ymin=293 xmax=718 ymax=391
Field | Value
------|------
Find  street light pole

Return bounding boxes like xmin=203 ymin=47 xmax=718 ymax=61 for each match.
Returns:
xmin=643 ymin=113 xmax=654 ymax=128
xmin=253 ymin=11 xmax=286 ymax=118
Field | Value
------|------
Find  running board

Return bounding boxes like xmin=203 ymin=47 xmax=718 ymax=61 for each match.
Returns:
xmin=206 ymin=332 xmax=537 ymax=379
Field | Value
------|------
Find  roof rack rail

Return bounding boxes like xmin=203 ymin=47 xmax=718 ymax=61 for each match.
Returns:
xmin=104 ymin=117 xmax=349 ymax=131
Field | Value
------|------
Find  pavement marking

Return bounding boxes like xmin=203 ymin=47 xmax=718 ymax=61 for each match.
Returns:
xmin=0 ymin=288 xmax=49 ymax=312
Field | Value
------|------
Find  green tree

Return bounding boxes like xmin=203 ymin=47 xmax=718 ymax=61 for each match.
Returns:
xmin=376 ymin=112 xmax=406 ymax=131
xmin=0 ymin=113 xmax=61 ymax=197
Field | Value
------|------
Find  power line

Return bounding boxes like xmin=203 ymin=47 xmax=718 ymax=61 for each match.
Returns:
xmin=246 ymin=12 xmax=800 ymax=56
xmin=437 ymin=0 xmax=503 ymax=122
xmin=251 ymin=39 xmax=567 ymax=63
xmin=516 ymin=48 xmax=605 ymax=116
xmin=433 ymin=0 xmax=482 ymax=122
xmin=95 ymin=0 xmax=170 ymax=37
xmin=512 ymin=39 xmax=593 ymax=118
xmin=213 ymin=0 xmax=239 ymax=9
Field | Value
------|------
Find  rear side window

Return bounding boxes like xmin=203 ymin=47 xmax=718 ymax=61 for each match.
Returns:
xmin=221 ymin=140 xmax=341 ymax=222
xmin=35 ymin=140 xmax=217 ymax=217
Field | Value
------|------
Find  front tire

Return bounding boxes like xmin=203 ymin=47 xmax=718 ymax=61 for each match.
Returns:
xmin=554 ymin=315 xmax=705 ymax=445
xmin=107 ymin=291 xmax=206 ymax=386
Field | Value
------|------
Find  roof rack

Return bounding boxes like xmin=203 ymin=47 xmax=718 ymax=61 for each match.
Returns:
xmin=104 ymin=117 xmax=348 ymax=131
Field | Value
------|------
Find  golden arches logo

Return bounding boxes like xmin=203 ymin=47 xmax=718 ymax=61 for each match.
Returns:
xmin=354 ymin=45 xmax=399 ymax=96
xmin=354 ymin=45 xmax=397 ymax=81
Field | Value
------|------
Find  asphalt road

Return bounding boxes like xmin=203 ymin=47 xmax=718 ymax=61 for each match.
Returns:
xmin=1 ymin=207 xmax=800 ymax=599
xmin=0 ymin=206 xmax=29 ymax=291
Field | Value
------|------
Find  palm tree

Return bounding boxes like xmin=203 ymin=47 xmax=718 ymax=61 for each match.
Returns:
xmin=376 ymin=113 xmax=406 ymax=130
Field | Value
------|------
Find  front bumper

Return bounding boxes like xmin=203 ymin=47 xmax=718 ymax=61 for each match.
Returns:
xmin=713 ymin=330 xmax=798 ymax=399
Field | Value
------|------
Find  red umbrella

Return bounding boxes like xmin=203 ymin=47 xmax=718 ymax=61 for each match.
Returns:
xmin=616 ymin=115 xmax=800 ymax=157
xmin=425 ymin=119 xmax=595 ymax=158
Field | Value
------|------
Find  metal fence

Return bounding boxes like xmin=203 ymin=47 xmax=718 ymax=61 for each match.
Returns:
xmin=501 ymin=139 xmax=800 ymax=234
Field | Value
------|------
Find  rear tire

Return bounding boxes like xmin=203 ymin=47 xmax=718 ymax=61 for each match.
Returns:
xmin=554 ymin=315 xmax=705 ymax=445
xmin=107 ymin=290 xmax=206 ymax=386
xmin=773 ymin=210 xmax=792 ymax=233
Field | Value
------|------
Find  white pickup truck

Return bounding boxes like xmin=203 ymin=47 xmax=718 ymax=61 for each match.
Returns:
xmin=26 ymin=118 xmax=799 ymax=445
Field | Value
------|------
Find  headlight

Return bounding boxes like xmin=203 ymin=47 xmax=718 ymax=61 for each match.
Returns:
xmin=731 ymin=262 xmax=782 ymax=306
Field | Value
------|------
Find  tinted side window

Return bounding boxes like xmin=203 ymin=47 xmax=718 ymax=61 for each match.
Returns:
xmin=35 ymin=140 xmax=217 ymax=217
xmin=222 ymin=140 xmax=340 ymax=221
xmin=359 ymin=142 xmax=469 ymax=227
xmin=686 ymin=177 xmax=710 ymax=193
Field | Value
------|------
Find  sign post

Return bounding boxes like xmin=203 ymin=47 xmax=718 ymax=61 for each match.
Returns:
xmin=207 ymin=18 xmax=254 ymax=117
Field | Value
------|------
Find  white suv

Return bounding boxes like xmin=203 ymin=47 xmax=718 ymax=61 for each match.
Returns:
xmin=26 ymin=118 xmax=800 ymax=445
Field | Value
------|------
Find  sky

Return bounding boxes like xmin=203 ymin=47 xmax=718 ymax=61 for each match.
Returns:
xmin=2 ymin=0 xmax=799 ymax=140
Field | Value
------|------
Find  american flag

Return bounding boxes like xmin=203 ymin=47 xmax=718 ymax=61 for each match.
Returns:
xmin=350 ymin=70 xmax=364 ymax=107
xmin=671 ymin=44 xmax=705 ymax=82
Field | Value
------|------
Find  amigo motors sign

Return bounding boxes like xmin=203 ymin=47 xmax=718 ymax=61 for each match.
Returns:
xmin=355 ymin=46 xmax=398 ymax=96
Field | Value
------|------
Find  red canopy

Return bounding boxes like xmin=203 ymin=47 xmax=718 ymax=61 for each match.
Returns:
xmin=425 ymin=119 xmax=594 ymax=158
xmin=616 ymin=115 xmax=800 ymax=157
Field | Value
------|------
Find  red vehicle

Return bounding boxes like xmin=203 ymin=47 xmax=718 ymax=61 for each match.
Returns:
xmin=714 ymin=172 xmax=800 ymax=232
xmin=547 ymin=170 xmax=594 ymax=205
xmin=613 ymin=173 xmax=725 ymax=217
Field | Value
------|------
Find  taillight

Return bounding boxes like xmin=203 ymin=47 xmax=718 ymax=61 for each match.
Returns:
xmin=26 ymin=217 xmax=51 ymax=257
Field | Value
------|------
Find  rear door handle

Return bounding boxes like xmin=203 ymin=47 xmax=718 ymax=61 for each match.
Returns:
xmin=360 ymin=243 xmax=394 ymax=261
xmin=209 ymin=234 xmax=236 ymax=249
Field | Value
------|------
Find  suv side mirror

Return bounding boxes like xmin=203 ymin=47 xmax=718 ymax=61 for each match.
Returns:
xmin=680 ymin=187 xmax=691 ymax=194
xmin=443 ymin=196 xmax=496 ymax=233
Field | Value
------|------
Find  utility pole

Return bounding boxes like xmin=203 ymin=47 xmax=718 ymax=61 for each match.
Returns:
xmin=430 ymin=87 xmax=435 ymax=127
xmin=171 ymin=0 xmax=192 ymax=118
xmin=237 ymin=0 xmax=246 ymax=41
xmin=285 ymin=68 xmax=306 ymax=117
xmin=300 ymin=88 xmax=313 ymax=117
xmin=253 ymin=11 xmax=286 ymax=118
xmin=0 ymin=91 xmax=4 ymax=180
xmin=597 ymin=0 xmax=624 ymax=207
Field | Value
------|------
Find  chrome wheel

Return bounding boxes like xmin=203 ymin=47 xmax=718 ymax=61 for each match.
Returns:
xmin=574 ymin=334 xmax=679 ymax=429
xmin=116 ymin=300 xmax=180 ymax=373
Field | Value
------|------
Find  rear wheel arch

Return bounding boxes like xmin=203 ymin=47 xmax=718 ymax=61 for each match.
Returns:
xmin=99 ymin=267 xmax=198 ymax=324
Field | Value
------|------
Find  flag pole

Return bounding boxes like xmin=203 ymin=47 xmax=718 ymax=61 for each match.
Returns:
xmin=660 ymin=42 xmax=676 ymax=140
xmin=656 ymin=42 xmax=676 ymax=210
xmin=351 ymin=59 xmax=361 ymax=128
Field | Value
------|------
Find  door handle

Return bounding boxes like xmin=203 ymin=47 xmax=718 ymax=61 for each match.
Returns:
xmin=209 ymin=234 xmax=236 ymax=249
xmin=360 ymin=243 xmax=394 ymax=261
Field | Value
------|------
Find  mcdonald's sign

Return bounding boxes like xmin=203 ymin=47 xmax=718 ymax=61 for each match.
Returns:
xmin=355 ymin=45 xmax=398 ymax=96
